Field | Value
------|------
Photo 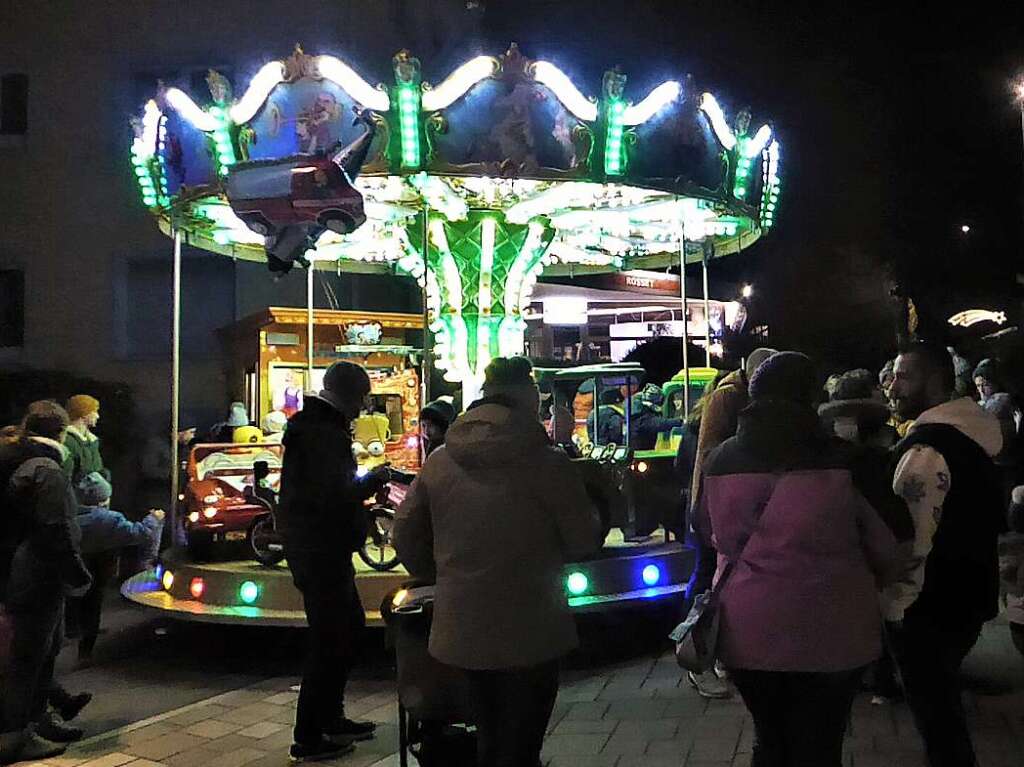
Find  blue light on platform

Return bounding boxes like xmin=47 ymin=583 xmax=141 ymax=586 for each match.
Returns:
xmin=641 ymin=564 xmax=662 ymax=586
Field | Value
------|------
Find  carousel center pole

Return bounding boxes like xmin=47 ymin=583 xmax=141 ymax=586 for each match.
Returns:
xmin=170 ymin=227 xmax=182 ymax=540
xmin=420 ymin=206 xmax=431 ymax=417
xmin=306 ymin=264 xmax=314 ymax=380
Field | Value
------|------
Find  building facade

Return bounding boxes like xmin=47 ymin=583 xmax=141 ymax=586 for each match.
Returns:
xmin=0 ymin=0 xmax=477 ymax=423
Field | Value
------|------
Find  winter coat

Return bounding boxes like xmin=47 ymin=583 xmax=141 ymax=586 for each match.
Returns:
xmin=3 ymin=437 xmax=91 ymax=609
xmin=690 ymin=369 xmax=748 ymax=507
xmin=629 ymin=404 xmax=682 ymax=451
xmin=586 ymin=404 xmax=625 ymax=447
xmin=696 ymin=400 xmax=898 ymax=672
xmin=77 ymin=506 xmax=163 ymax=559
xmin=394 ymin=398 xmax=602 ymax=670
xmin=63 ymin=425 xmax=109 ymax=486
xmin=981 ymin=392 xmax=1020 ymax=466
xmin=886 ymin=398 xmax=1003 ymax=626
xmin=276 ymin=395 xmax=378 ymax=557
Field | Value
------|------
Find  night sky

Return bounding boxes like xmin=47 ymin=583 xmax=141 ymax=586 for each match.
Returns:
xmin=469 ymin=1 xmax=1024 ymax=368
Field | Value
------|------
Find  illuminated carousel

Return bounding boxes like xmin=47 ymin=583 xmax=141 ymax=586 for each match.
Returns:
xmin=121 ymin=44 xmax=781 ymax=626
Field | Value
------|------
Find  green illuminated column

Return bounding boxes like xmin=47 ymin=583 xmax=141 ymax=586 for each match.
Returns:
xmin=406 ymin=211 xmax=554 ymax=398
xmin=391 ymin=51 xmax=423 ymax=170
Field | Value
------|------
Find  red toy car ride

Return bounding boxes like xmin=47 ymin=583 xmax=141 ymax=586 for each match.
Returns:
xmin=226 ymin=153 xmax=367 ymax=239
xmin=183 ymin=443 xmax=284 ymax=558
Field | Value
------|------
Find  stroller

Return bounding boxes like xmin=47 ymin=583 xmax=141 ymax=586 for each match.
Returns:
xmin=382 ymin=585 xmax=477 ymax=767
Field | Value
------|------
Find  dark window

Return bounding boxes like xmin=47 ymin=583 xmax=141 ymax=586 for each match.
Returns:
xmin=0 ymin=269 xmax=25 ymax=347
xmin=0 ymin=74 xmax=28 ymax=135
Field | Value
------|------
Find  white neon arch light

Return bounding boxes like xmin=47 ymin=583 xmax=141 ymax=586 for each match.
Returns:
xmin=422 ymin=56 xmax=500 ymax=111
xmin=317 ymin=55 xmax=390 ymax=112
xmin=532 ymin=61 xmax=598 ymax=122
xmin=623 ymin=81 xmax=681 ymax=125
xmin=699 ymin=92 xmax=736 ymax=150
xmin=164 ymin=88 xmax=219 ymax=132
xmin=229 ymin=62 xmax=287 ymax=124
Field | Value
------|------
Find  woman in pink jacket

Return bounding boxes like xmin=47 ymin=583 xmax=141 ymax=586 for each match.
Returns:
xmin=695 ymin=352 xmax=898 ymax=767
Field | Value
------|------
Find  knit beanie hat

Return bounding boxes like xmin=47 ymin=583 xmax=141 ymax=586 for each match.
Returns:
xmin=226 ymin=402 xmax=249 ymax=427
xmin=481 ymin=356 xmax=539 ymax=414
xmin=744 ymin=347 xmax=778 ymax=382
xmin=262 ymin=410 xmax=288 ymax=434
xmin=420 ymin=399 xmax=456 ymax=429
xmin=973 ymin=358 xmax=998 ymax=385
xmin=67 ymin=394 xmax=100 ymax=421
xmin=749 ymin=351 xmax=818 ymax=406
xmin=78 ymin=471 xmax=112 ymax=506
xmin=818 ymin=368 xmax=889 ymax=426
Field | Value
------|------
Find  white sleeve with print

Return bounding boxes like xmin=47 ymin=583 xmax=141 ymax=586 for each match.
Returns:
xmin=882 ymin=444 xmax=950 ymax=622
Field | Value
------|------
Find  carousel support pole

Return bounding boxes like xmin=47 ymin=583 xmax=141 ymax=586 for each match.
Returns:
xmin=170 ymin=227 xmax=182 ymax=544
xmin=702 ymin=242 xmax=712 ymax=367
xmin=420 ymin=207 xmax=431 ymax=410
xmin=679 ymin=232 xmax=690 ymax=417
xmin=306 ymin=264 xmax=314 ymax=380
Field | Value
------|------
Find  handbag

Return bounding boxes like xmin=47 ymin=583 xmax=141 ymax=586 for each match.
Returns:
xmin=671 ymin=483 xmax=775 ymax=673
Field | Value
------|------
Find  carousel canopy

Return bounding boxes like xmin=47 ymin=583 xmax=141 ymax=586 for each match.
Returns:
xmin=129 ymin=44 xmax=781 ymax=386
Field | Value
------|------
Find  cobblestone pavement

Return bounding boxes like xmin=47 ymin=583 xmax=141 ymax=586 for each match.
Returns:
xmin=16 ymin=613 xmax=1024 ymax=767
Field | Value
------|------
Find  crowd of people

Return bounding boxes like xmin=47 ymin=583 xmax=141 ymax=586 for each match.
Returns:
xmin=2 ymin=341 xmax=1020 ymax=767
xmin=0 ymin=396 xmax=164 ymax=763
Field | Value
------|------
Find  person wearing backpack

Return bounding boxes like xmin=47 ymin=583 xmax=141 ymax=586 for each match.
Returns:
xmin=0 ymin=402 xmax=93 ymax=765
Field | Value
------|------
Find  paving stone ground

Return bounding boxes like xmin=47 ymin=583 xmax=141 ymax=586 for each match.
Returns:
xmin=16 ymin=618 xmax=1024 ymax=767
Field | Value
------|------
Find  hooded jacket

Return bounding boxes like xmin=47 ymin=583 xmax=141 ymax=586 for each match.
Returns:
xmin=2 ymin=437 xmax=92 ymax=608
xmin=696 ymin=400 xmax=898 ymax=672
xmin=885 ymin=397 xmax=1004 ymax=625
xmin=690 ymin=368 xmax=748 ymax=507
xmin=64 ymin=424 xmax=109 ymax=485
xmin=277 ymin=395 xmax=378 ymax=556
xmin=393 ymin=399 xmax=602 ymax=670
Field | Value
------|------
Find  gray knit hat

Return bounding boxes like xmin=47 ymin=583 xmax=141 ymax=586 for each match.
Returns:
xmin=78 ymin=471 xmax=112 ymax=506
xmin=748 ymin=352 xmax=818 ymax=406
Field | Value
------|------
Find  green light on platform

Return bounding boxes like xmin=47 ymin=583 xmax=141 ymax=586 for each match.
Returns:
xmin=566 ymin=571 xmax=589 ymax=596
xmin=239 ymin=581 xmax=260 ymax=605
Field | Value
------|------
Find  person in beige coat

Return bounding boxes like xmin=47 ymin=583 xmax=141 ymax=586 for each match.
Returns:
xmin=394 ymin=356 xmax=601 ymax=767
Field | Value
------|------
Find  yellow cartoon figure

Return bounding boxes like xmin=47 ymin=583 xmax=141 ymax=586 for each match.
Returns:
xmin=351 ymin=413 xmax=391 ymax=469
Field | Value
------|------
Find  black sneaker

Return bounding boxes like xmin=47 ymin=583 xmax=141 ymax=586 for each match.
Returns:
xmin=324 ymin=718 xmax=376 ymax=742
xmin=288 ymin=739 xmax=356 ymax=762
xmin=55 ymin=692 xmax=93 ymax=722
xmin=34 ymin=714 xmax=83 ymax=743
xmin=2 ymin=731 xmax=66 ymax=764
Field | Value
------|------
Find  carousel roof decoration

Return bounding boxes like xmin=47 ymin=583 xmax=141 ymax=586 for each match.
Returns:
xmin=129 ymin=44 xmax=782 ymax=386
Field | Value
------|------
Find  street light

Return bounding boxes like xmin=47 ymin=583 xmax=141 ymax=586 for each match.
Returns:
xmin=960 ymin=224 xmax=971 ymax=234
xmin=741 ymin=283 xmax=754 ymax=299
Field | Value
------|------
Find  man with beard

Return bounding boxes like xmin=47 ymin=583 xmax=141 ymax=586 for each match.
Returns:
xmin=886 ymin=342 xmax=1004 ymax=767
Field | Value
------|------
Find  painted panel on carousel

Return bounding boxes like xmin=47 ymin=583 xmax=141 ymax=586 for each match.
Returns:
xmin=161 ymin=110 xmax=218 ymax=194
xmin=430 ymin=78 xmax=584 ymax=174
xmin=627 ymin=91 xmax=724 ymax=195
xmin=240 ymin=78 xmax=368 ymax=161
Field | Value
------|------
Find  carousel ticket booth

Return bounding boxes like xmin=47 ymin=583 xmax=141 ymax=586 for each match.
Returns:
xmin=220 ymin=306 xmax=424 ymax=471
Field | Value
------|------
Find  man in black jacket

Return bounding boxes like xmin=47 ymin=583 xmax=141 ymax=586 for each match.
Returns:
xmin=277 ymin=362 xmax=385 ymax=762
xmin=1 ymin=401 xmax=93 ymax=765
